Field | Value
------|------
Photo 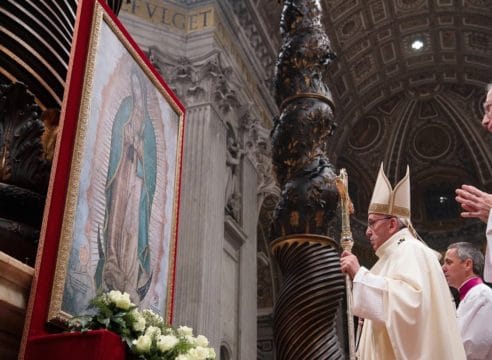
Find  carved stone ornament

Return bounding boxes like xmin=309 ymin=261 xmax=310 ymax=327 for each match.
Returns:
xmin=225 ymin=123 xmax=244 ymax=222
xmin=147 ymin=48 xmax=241 ymax=115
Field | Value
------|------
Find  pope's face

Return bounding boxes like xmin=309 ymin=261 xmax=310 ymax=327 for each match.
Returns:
xmin=442 ymin=248 xmax=467 ymax=289
xmin=365 ymin=214 xmax=394 ymax=251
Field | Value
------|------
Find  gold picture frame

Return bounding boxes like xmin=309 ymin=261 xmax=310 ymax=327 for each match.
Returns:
xmin=43 ymin=0 xmax=185 ymax=325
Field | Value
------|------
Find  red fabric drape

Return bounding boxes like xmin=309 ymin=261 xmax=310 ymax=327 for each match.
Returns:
xmin=25 ymin=330 xmax=126 ymax=360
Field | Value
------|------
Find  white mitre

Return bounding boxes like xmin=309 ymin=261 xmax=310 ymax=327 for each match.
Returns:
xmin=368 ymin=163 xmax=440 ymax=258
xmin=368 ymin=163 xmax=410 ymax=219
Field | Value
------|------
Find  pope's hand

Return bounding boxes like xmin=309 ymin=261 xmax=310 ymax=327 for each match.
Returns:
xmin=340 ymin=250 xmax=360 ymax=280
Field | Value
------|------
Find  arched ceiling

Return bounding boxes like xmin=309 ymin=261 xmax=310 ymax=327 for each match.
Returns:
xmin=319 ymin=0 xmax=492 ymax=245
xmin=322 ymin=0 xmax=491 ymax=118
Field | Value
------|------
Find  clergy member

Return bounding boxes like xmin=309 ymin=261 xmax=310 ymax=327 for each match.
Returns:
xmin=443 ymin=242 xmax=492 ymax=359
xmin=455 ymin=84 xmax=492 ymax=283
xmin=340 ymin=163 xmax=466 ymax=360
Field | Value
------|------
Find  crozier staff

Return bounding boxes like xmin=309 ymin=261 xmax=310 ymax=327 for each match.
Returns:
xmin=335 ymin=168 xmax=356 ymax=360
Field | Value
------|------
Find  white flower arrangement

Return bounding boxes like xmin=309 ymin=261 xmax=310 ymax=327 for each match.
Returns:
xmin=69 ymin=290 xmax=215 ymax=360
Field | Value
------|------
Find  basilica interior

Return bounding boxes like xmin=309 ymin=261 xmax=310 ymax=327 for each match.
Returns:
xmin=1 ymin=1 xmax=491 ymax=359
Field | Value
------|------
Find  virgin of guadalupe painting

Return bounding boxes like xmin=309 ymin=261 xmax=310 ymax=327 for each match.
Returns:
xmin=95 ymin=69 xmax=157 ymax=303
xmin=47 ymin=5 xmax=183 ymax=324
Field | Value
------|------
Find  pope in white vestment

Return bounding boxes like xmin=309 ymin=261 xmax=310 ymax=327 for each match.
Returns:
xmin=353 ymin=228 xmax=466 ymax=360
xmin=341 ymin=164 xmax=466 ymax=360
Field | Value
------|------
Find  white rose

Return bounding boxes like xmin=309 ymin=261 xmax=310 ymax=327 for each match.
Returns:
xmin=156 ymin=334 xmax=179 ymax=352
xmin=115 ymin=292 xmax=132 ymax=310
xmin=177 ymin=325 xmax=193 ymax=336
xmin=207 ymin=347 xmax=216 ymax=359
xmin=185 ymin=335 xmax=196 ymax=345
xmin=195 ymin=335 xmax=209 ymax=347
xmin=145 ymin=325 xmax=161 ymax=338
xmin=188 ymin=346 xmax=210 ymax=360
xmin=108 ymin=290 xmax=132 ymax=310
xmin=176 ymin=355 xmax=190 ymax=360
xmin=132 ymin=334 xmax=152 ymax=353
xmin=108 ymin=290 xmax=122 ymax=303
xmin=132 ymin=312 xmax=146 ymax=332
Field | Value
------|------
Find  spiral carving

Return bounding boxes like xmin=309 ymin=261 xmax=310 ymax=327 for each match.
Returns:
xmin=272 ymin=236 xmax=345 ymax=359
xmin=270 ymin=0 xmax=345 ymax=358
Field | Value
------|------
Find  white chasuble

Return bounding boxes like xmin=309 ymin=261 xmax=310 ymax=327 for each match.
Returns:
xmin=352 ymin=228 xmax=466 ymax=360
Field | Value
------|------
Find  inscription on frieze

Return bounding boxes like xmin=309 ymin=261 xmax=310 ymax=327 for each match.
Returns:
xmin=122 ymin=0 xmax=214 ymax=32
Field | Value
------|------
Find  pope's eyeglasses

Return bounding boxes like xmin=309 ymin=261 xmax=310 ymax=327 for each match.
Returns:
xmin=367 ymin=216 xmax=393 ymax=229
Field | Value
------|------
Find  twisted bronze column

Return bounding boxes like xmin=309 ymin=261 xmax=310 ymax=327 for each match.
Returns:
xmin=270 ymin=0 xmax=345 ymax=358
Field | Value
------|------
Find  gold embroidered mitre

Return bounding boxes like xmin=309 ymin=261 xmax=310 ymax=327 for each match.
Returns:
xmin=368 ymin=163 xmax=411 ymax=219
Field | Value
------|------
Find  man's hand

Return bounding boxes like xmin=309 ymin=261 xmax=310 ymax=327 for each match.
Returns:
xmin=455 ymin=184 xmax=492 ymax=223
xmin=340 ymin=250 xmax=360 ymax=280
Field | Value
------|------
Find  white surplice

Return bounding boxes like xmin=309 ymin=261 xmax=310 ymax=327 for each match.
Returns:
xmin=458 ymin=283 xmax=492 ymax=359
